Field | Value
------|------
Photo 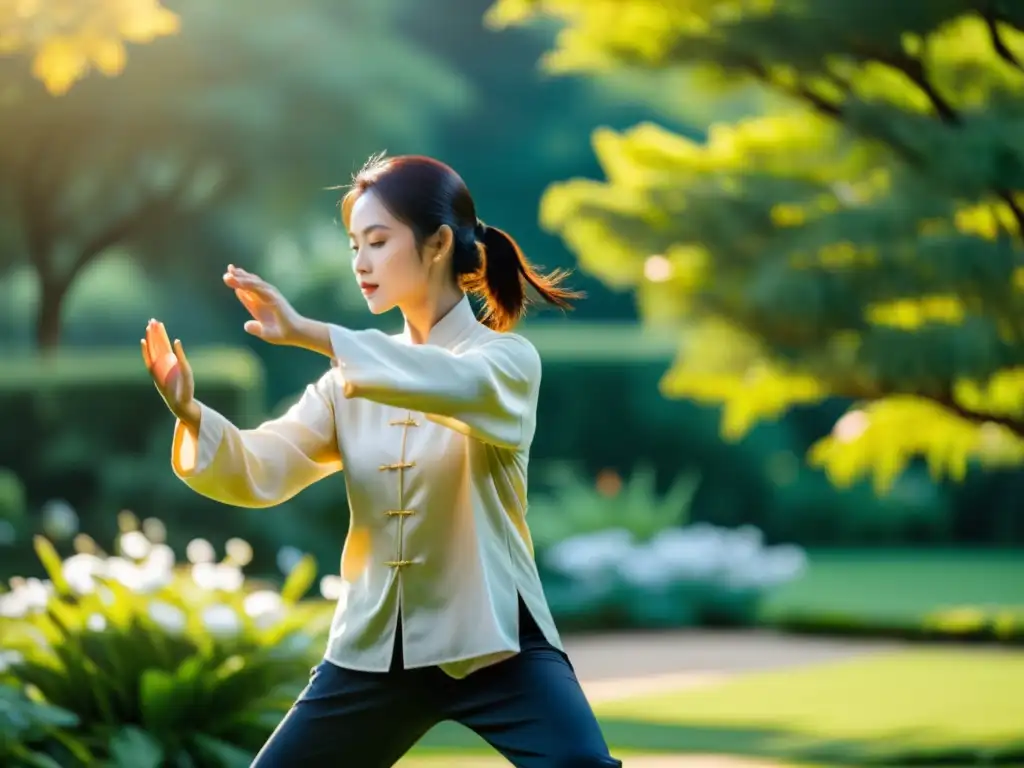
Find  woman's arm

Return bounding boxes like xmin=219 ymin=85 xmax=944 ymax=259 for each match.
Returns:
xmin=173 ymin=371 xmax=342 ymax=508
xmin=291 ymin=318 xmax=539 ymax=450
xmin=221 ymin=266 xmax=539 ymax=450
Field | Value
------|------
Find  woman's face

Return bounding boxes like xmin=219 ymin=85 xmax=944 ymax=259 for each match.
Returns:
xmin=347 ymin=190 xmax=433 ymax=315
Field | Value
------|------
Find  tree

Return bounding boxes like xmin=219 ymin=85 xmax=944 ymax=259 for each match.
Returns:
xmin=489 ymin=0 xmax=1024 ymax=493
xmin=0 ymin=0 xmax=179 ymax=94
xmin=0 ymin=0 xmax=467 ymax=348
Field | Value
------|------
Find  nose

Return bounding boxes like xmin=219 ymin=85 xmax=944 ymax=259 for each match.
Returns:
xmin=353 ymin=248 xmax=371 ymax=276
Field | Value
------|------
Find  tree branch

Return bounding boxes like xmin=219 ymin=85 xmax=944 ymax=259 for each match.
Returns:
xmin=832 ymin=380 xmax=1024 ymax=437
xmin=985 ymin=9 xmax=1024 ymax=73
xmin=69 ymin=172 xmax=198 ymax=288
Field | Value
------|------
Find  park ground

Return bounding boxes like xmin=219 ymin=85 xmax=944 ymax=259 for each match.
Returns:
xmin=397 ymin=628 xmax=1023 ymax=766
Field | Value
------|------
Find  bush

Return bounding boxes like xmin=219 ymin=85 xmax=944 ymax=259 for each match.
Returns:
xmin=0 ymin=347 xmax=268 ymax=577
xmin=0 ymin=677 xmax=88 ymax=768
xmin=0 ymin=524 xmax=331 ymax=767
xmin=527 ymin=463 xmax=807 ymax=629
xmin=771 ymin=605 xmax=1024 ymax=645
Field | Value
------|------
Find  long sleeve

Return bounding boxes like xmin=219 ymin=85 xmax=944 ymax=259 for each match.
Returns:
xmin=328 ymin=326 xmax=540 ymax=450
xmin=171 ymin=371 xmax=342 ymax=508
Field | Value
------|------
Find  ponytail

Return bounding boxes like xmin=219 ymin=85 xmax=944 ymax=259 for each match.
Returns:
xmin=462 ymin=220 xmax=583 ymax=332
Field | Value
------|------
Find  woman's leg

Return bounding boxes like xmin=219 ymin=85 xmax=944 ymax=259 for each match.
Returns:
xmin=441 ymin=602 xmax=621 ymax=768
xmin=250 ymin=659 xmax=439 ymax=768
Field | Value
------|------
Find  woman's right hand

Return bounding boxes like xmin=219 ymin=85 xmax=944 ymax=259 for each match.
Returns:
xmin=141 ymin=319 xmax=198 ymax=427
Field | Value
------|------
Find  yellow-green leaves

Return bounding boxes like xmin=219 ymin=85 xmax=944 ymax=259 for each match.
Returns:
xmin=809 ymin=399 xmax=1024 ymax=494
xmin=0 ymin=0 xmax=179 ymax=95
xmin=504 ymin=0 xmax=1024 ymax=495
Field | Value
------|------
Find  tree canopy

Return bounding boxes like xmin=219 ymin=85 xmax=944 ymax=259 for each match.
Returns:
xmin=0 ymin=0 xmax=179 ymax=94
xmin=489 ymin=0 xmax=1024 ymax=493
xmin=0 ymin=0 xmax=467 ymax=348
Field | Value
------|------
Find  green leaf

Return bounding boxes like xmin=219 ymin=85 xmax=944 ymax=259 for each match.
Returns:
xmin=16 ymin=751 xmax=64 ymax=768
xmin=33 ymin=536 xmax=71 ymax=598
xmin=139 ymin=668 xmax=181 ymax=734
xmin=108 ymin=726 xmax=164 ymax=768
xmin=280 ymin=555 xmax=317 ymax=604
xmin=191 ymin=734 xmax=255 ymax=768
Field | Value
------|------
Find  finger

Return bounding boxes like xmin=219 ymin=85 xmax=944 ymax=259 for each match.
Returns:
xmin=148 ymin=319 xmax=173 ymax=360
xmin=153 ymin=352 xmax=179 ymax=388
xmin=235 ymin=277 xmax=276 ymax=299
xmin=141 ymin=339 xmax=153 ymax=370
xmin=243 ymin=320 xmax=264 ymax=338
xmin=235 ymin=289 xmax=262 ymax=317
xmin=173 ymin=339 xmax=192 ymax=381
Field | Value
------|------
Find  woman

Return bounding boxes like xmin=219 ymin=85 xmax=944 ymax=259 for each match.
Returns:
xmin=141 ymin=154 xmax=621 ymax=767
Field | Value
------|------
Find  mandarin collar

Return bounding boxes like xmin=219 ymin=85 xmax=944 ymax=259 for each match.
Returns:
xmin=402 ymin=294 xmax=477 ymax=348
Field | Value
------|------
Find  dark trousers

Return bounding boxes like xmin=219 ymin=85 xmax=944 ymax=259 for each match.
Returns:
xmin=251 ymin=600 xmax=621 ymax=767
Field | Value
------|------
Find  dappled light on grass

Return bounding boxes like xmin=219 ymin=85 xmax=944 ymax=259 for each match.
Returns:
xmin=594 ymin=650 xmax=1024 ymax=761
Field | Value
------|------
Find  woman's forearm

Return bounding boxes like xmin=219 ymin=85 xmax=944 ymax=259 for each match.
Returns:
xmin=177 ymin=400 xmax=203 ymax=436
xmin=291 ymin=317 xmax=335 ymax=359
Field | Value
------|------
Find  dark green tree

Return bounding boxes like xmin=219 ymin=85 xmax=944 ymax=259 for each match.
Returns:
xmin=0 ymin=0 xmax=467 ymax=348
xmin=491 ymin=0 xmax=1024 ymax=493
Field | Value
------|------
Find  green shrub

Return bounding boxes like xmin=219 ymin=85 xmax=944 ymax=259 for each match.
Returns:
xmin=526 ymin=463 xmax=807 ymax=630
xmin=0 ymin=347 xmax=265 ymax=574
xmin=527 ymin=461 xmax=701 ymax=550
xmin=1 ymin=525 xmax=330 ymax=767
xmin=0 ymin=677 xmax=90 ymax=768
xmin=771 ymin=606 xmax=1024 ymax=645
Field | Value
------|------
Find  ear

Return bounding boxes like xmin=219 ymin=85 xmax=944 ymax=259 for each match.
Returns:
xmin=424 ymin=224 xmax=454 ymax=264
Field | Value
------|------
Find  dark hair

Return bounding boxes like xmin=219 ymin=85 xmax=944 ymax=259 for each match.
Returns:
xmin=340 ymin=153 xmax=581 ymax=332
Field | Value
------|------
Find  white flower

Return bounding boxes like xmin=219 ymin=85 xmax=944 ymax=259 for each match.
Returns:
xmin=214 ymin=564 xmax=244 ymax=593
xmin=86 ymin=614 xmax=107 ymax=632
xmin=647 ymin=528 xmax=721 ymax=580
xmin=226 ymin=538 xmax=253 ymax=566
xmin=142 ymin=518 xmax=167 ymax=544
xmin=148 ymin=600 xmax=187 ymax=634
xmin=119 ymin=531 xmax=151 ymax=561
xmin=244 ymin=590 xmax=284 ymax=629
xmin=186 ymin=538 xmax=216 ymax=565
xmin=191 ymin=562 xmax=219 ymax=590
xmin=106 ymin=557 xmax=145 ymax=591
xmin=191 ymin=562 xmax=244 ymax=592
xmin=62 ymin=553 xmax=104 ymax=594
xmin=201 ymin=604 xmax=241 ymax=637
xmin=544 ymin=529 xmax=634 ymax=577
xmin=18 ymin=578 xmax=50 ymax=612
xmin=617 ymin=544 xmax=677 ymax=587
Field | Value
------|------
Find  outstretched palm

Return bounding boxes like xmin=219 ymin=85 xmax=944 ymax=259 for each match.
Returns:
xmin=223 ymin=264 xmax=301 ymax=344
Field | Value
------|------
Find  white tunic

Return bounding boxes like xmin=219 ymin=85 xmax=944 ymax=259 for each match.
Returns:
xmin=171 ymin=295 xmax=563 ymax=678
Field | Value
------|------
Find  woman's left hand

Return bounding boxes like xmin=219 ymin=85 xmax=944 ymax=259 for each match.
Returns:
xmin=223 ymin=265 xmax=305 ymax=345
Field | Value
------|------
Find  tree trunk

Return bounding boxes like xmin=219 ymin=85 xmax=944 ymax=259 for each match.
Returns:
xmin=36 ymin=278 xmax=67 ymax=351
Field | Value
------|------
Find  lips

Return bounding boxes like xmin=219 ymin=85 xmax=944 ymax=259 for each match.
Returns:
xmin=359 ymin=282 xmax=378 ymax=295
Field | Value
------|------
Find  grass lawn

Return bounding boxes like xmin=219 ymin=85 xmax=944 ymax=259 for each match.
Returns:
xmin=400 ymin=648 xmax=1024 ymax=765
xmin=760 ymin=548 xmax=1024 ymax=629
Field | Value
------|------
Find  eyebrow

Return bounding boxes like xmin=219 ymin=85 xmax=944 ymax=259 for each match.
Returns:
xmin=357 ymin=224 xmax=390 ymax=237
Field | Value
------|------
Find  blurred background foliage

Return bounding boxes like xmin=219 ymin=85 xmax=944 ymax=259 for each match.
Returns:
xmin=2 ymin=1 xmax=1024 ymax=764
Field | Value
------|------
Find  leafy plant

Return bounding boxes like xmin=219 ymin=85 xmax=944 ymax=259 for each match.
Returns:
xmin=527 ymin=462 xmax=701 ymax=550
xmin=0 ymin=521 xmax=330 ymax=767
xmin=0 ymin=676 xmax=91 ymax=768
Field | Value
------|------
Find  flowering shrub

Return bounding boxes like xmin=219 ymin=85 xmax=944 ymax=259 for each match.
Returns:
xmin=541 ymin=523 xmax=807 ymax=628
xmin=0 ymin=516 xmax=331 ymax=767
xmin=528 ymin=464 xmax=807 ymax=628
